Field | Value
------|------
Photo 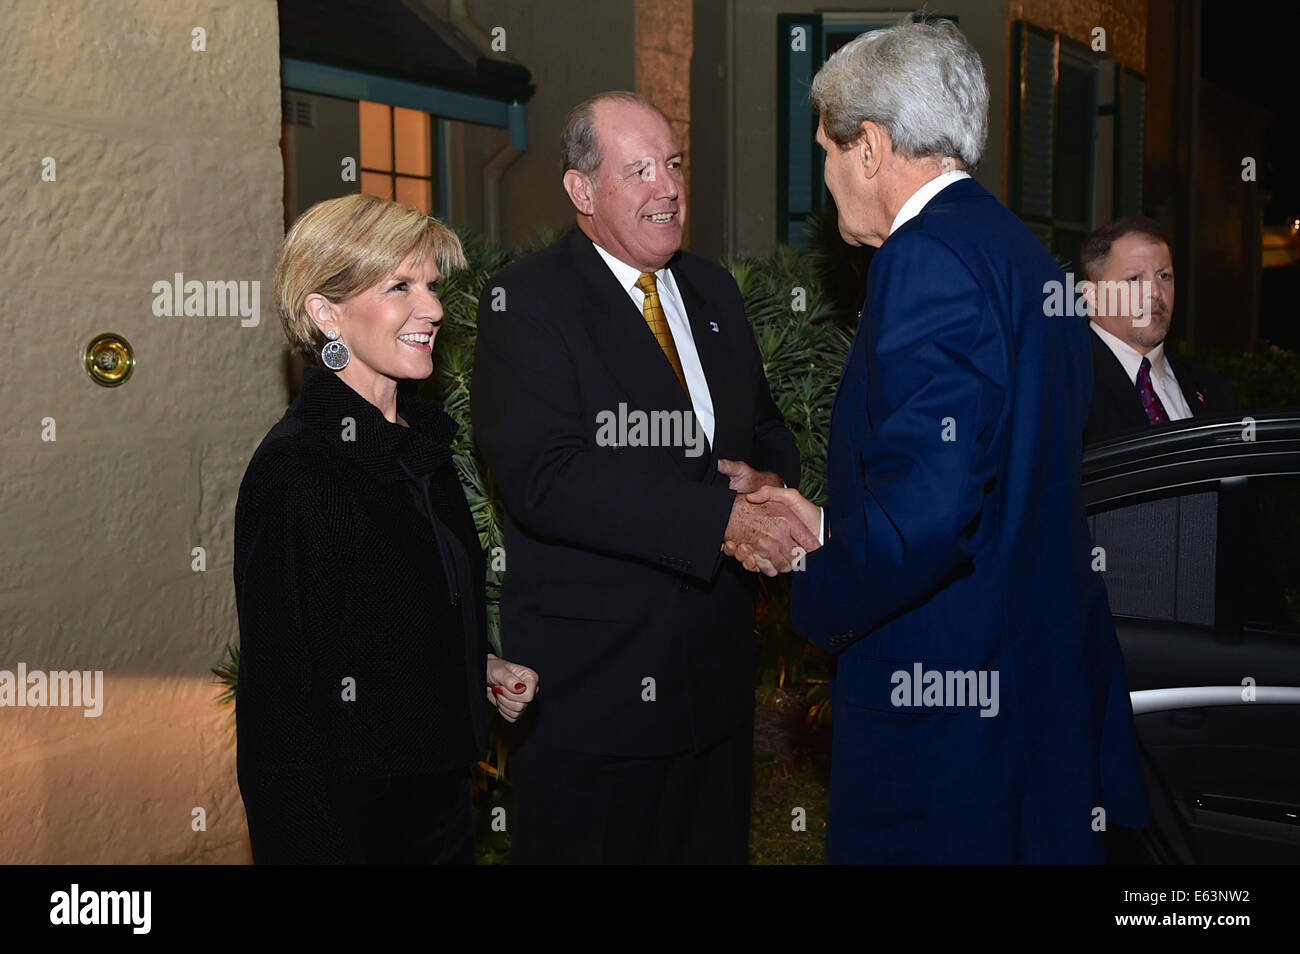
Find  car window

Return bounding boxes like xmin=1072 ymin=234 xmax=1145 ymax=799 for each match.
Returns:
xmin=1088 ymin=491 xmax=1217 ymax=626
xmin=1232 ymin=476 xmax=1300 ymax=633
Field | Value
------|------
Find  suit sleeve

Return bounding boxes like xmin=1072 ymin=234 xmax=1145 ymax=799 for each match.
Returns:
xmin=234 ymin=463 xmax=350 ymax=863
xmin=794 ymin=234 xmax=1006 ymax=650
xmin=471 ymin=278 xmax=737 ymax=582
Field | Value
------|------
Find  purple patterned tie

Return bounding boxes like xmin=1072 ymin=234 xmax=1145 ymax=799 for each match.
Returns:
xmin=1136 ymin=357 xmax=1169 ymax=424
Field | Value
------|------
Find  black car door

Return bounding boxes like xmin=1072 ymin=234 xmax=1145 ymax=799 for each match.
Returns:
xmin=1086 ymin=413 xmax=1300 ymax=863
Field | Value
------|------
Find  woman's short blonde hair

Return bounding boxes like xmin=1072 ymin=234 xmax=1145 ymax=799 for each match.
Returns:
xmin=275 ymin=193 xmax=468 ymax=361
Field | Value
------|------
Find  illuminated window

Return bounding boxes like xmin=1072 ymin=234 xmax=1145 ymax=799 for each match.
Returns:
xmin=359 ymin=100 xmax=434 ymax=213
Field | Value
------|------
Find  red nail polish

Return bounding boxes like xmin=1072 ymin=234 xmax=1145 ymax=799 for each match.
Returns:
xmin=491 ymin=685 xmax=504 ymax=695
xmin=514 ymin=683 xmax=526 ymax=691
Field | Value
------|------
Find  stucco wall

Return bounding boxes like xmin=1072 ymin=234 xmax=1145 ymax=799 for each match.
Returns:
xmin=636 ymin=0 xmax=695 ymax=247
xmin=0 ymin=0 xmax=283 ymax=863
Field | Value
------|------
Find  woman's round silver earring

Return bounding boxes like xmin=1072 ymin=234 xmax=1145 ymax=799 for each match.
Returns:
xmin=321 ymin=328 xmax=350 ymax=371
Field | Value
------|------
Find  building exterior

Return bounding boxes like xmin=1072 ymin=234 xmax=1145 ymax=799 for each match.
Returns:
xmin=0 ymin=0 xmax=1264 ymax=863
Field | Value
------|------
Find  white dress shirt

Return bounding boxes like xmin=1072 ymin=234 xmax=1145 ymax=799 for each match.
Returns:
xmin=1089 ymin=321 xmax=1192 ymax=421
xmin=889 ymin=169 xmax=972 ymax=235
xmin=591 ymin=242 xmax=716 ymax=446
xmin=815 ymin=170 xmax=972 ymax=545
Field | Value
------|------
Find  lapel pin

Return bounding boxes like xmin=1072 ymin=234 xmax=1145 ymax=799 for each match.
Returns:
xmin=1195 ymin=390 xmax=1207 ymax=404
xmin=709 ymin=321 xmax=720 ymax=333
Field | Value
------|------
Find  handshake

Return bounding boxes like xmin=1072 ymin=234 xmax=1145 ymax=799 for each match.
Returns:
xmin=717 ymin=459 xmax=822 ymax=576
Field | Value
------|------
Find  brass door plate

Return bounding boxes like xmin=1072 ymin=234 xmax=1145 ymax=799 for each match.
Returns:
xmin=84 ymin=333 xmax=134 ymax=387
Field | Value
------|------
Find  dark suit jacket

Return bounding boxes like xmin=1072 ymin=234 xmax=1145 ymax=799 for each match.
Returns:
xmin=471 ymin=231 xmax=800 ymax=757
xmin=792 ymin=178 xmax=1150 ymax=863
xmin=1084 ymin=329 xmax=1239 ymax=445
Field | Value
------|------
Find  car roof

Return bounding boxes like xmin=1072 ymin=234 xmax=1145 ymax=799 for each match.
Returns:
xmin=1084 ymin=409 xmax=1300 ymax=510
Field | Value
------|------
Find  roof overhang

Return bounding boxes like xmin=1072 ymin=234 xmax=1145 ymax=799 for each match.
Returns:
xmin=278 ymin=0 xmax=532 ymax=148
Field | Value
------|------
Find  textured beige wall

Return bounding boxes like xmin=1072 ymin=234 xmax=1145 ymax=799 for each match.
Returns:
xmin=0 ymin=0 xmax=283 ymax=863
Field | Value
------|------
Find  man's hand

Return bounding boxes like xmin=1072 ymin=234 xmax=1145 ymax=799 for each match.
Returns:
xmin=717 ymin=458 xmax=783 ymax=495
xmin=724 ymin=486 xmax=823 ymax=575
xmin=722 ymin=493 xmax=821 ymax=576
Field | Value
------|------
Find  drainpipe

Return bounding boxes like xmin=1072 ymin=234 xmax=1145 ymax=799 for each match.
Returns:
xmin=448 ymin=0 xmax=525 ymax=243
xmin=483 ymin=103 xmax=526 ymax=244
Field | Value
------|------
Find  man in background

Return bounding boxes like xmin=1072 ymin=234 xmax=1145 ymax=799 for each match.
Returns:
xmin=1081 ymin=216 xmax=1238 ymax=444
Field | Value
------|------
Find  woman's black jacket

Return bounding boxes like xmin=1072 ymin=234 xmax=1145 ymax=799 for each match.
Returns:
xmin=233 ymin=366 xmax=489 ymax=863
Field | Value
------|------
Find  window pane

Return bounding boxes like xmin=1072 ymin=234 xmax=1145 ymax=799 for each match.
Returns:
xmin=393 ymin=107 xmax=431 ymax=177
xmin=1053 ymin=228 xmax=1087 ymax=274
xmin=395 ymin=176 xmax=431 ymax=213
xmin=1054 ymin=59 xmax=1094 ymax=226
xmin=359 ymin=100 xmax=392 ymax=171
xmin=1239 ymin=477 xmax=1300 ymax=630
xmin=1089 ymin=491 xmax=1218 ymax=625
xmin=1117 ymin=70 xmax=1146 ymax=217
xmin=1026 ymin=220 xmax=1053 ymax=250
xmin=361 ymin=171 xmax=393 ymax=200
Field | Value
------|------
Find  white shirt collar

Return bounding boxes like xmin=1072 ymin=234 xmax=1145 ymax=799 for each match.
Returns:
xmin=1090 ymin=320 xmax=1168 ymax=384
xmin=889 ymin=169 xmax=971 ymax=236
xmin=591 ymin=241 xmax=665 ymax=292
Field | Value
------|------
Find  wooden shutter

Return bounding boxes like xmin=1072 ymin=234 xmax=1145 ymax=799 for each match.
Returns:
xmin=777 ymin=14 xmax=823 ymax=246
xmin=1114 ymin=65 xmax=1146 ymax=217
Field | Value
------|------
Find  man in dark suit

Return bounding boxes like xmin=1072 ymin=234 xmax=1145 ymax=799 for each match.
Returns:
xmin=470 ymin=91 xmax=815 ymax=863
xmin=1080 ymin=216 xmax=1238 ymax=445
xmin=735 ymin=19 xmax=1150 ymax=862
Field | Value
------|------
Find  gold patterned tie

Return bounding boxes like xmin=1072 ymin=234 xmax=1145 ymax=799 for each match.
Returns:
xmin=635 ymin=272 xmax=690 ymax=396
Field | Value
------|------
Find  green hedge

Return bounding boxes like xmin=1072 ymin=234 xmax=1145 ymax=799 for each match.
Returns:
xmin=1191 ymin=344 xmax=1300 ymax=409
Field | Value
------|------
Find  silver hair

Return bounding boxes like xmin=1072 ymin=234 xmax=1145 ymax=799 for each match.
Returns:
xmin=560 ymin=90 xmax=661 ymax=184
xmin=810 ymin=18 xmax=988 ymax=171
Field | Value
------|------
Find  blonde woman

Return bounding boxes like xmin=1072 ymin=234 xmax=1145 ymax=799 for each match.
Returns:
xmin=234 ymin=194 xmax=537 ymax=864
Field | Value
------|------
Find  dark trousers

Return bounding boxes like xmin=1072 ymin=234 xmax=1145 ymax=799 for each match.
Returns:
xmin=508 ymin=724 xmax=753 ymax=864
xmin=332 ymin=769 xmax=475 ymax=864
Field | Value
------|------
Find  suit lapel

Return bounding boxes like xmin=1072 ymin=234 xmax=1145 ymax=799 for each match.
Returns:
xmin=832 ymin=299 xmax=868 ymax=427
xmin=1090 ymin=330 xmax=1151 ymax=430
xmin=668 ymin=261 xmax=727 ymax=469
xmin=569 ymin=235 xmax=702 ymax=475
xmin=1166 ymin=351 xmax=1209 ymax=416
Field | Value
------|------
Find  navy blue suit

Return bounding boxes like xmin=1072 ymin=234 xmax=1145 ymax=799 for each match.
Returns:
xmin=792 ymin=178 xmax=1150 ymax=863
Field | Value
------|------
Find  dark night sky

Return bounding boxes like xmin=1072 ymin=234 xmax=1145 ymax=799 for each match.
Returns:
xmin=1200 ymin=2 xmax=1300 ymax=223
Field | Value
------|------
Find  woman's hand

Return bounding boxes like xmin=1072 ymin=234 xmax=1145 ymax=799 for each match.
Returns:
xmin=486 ymin=654 xmax=539 ymax=723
